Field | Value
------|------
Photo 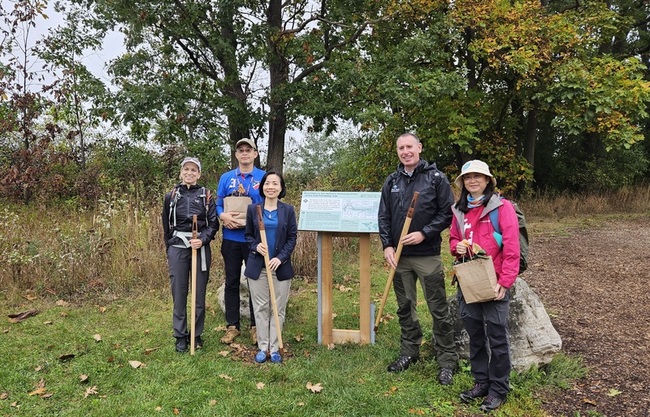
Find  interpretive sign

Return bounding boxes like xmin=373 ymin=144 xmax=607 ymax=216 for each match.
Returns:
xmin=298 ymin=191 xmax=381 ymax=233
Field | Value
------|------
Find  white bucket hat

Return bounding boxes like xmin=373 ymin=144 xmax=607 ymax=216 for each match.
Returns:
xmin=454 ymin=160 xmax=497 ymax=188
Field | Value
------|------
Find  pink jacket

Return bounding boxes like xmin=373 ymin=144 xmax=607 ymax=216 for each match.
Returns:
xmin=450 ymin=194 xmax=520 ymax=289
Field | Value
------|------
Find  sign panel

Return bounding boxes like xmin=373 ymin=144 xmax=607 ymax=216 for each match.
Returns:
xmin=298 ymin=191 xmax=381 ymax=233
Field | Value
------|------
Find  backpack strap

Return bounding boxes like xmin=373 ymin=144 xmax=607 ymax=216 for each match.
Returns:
xmin=168 ymin=186 xmax=181 ymax=231
xmin=489 ymin=208 xmax=500 ymax=235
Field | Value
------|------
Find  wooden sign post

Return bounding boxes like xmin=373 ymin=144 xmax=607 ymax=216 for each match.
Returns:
xmin=298 ymin=191 xmax=380 ymax=345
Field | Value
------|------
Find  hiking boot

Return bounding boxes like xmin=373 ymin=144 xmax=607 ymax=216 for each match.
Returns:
xmin=438 ymin=367 xmax=454 ymax=386
xmin=387 ymin=355 xmax=418 ymax=373
xmin=459 ymin=382 xmax=489 ymax=403
xmin=480 ymin=395 xmax=505 ymax=412
xmin=255 ymin=350 xmax=267 ymax=363
xmin=250 ymin=326 xmax=258 ymax=345
xmin=175 ymin=337 xmax=188 ymax=353
xmin=220 ymin=326 xmax=240 ymax=344
xmin=194 ymin=336 xmax=203 ymax=350
xmin=270 ymin=351 xmax=282 ymax=363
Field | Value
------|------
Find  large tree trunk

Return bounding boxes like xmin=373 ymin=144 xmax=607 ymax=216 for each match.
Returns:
xmin=266 ymin=0 xmax=288 ymax=173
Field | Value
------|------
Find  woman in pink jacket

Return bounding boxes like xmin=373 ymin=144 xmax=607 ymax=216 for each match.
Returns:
xmin=449 ymin=160 xmax=520 ymax=413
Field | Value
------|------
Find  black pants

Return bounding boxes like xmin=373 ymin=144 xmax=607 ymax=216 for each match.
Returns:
xmin=458 ymin=290 xmax=511 ymax=399
xmin=221 ymin=239 xmax=255 ymax=329
xmin=167 ymin=245 xmax=211 ymax=339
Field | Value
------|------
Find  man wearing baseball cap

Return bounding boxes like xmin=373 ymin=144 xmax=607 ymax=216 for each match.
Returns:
xmin=216 ymin=138 xmax=266 ymax=344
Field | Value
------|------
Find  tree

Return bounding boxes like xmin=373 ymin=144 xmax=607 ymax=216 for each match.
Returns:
xmin=36 ymin=1 xmax=114 ymax=167
xmin=69 ymin=0 xmax=386 ymax=172
xmin=323 ymin=0 xmax=650 ymax=194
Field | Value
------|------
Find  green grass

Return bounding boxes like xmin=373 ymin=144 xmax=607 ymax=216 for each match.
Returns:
xmin=1 ymin=274 xmax=579 ymax=417
xmin=6 ymin=188 xmax=642 ymax=417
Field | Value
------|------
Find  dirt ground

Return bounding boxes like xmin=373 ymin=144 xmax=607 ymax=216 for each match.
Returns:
xmin=523 ymin=215 xmax=650 ymax=417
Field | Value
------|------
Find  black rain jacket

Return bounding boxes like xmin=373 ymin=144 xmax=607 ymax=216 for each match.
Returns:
xmin=378 ymin=159 xmax=454 ymax=257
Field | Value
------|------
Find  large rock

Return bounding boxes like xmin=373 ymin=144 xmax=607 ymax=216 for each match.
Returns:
xmin=449 ymin=278 xmax=562 ymax=372
xmin=216 ymin=265 xmax=252 ymax=320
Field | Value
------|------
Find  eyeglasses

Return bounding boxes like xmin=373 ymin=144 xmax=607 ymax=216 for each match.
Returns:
xmin=463 ymin=173 xmax=486 ymax=182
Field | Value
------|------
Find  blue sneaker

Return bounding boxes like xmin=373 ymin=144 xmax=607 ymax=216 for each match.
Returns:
xmin=270 ymin=351 xmax=282 ymax=363
xmin=255 ymin=350 xmax=267 ymax=363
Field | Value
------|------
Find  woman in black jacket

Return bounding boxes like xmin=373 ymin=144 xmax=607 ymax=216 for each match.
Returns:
xmin=162 ymin=157 xmax=218 ymax=352
xmin=244 ymin=171 xmax=297 ymax=364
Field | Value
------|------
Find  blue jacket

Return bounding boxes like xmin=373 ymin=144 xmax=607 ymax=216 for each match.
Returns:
xmin=216 ymin=166 xmax=266 ymax=242
xmin=243 ymin=200 xmax=297 ymax=281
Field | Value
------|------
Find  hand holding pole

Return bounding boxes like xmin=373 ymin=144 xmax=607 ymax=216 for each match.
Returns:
xmin=256 ymin=205 xmax=284 ymax=350
xmin=374 ymin=192 xmax=420 ymax=332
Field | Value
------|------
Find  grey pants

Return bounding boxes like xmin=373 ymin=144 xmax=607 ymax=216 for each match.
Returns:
xmin=167 ymin=245 xmax=211 ymax=339
xmin=247 ymin=270 xmax=291 ymax=353
xmin=393 ymin=255 xmax=458 ymax=368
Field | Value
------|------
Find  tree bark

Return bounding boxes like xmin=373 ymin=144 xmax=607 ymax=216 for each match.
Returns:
xmin=266 ymin=0 xmax=288 ymax=173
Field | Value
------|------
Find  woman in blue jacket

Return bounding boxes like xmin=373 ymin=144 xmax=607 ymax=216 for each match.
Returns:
xmin=244 ymin=171 xmax=297 ymax=363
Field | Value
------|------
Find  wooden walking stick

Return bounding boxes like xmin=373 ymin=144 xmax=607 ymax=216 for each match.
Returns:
xmin=374 ymin=191 xmax=420 ymax=332
xmin=256 ymin=205 xmax=284 ymax=350
xmin=190 ymin=215 xmax=198 ymax=355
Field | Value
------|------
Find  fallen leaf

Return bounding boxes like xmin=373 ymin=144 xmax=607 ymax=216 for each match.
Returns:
xmin=384 ymin=386 xmax=398 ymax=396
xmin=40 ymin=393 xmax=53 ymax=399
xmin=128 ymin=360 xmax=144 ymax=369
xmin=327 ymin=343 xmax=335 ymax=350
xmin=607 ymin=388 xmax=622 ymax=397
xmin=256 ymin=382 xmax=265 ymax=390
xmin=338 ymin=284 xmax=352 ymax=292
xmin=297 ymin=402 xmax=305 ymax=406
xmin=218 ymin=374 xmax=233 ymax=381
xmin=306 ymin=382 xmax=323 ymax=393
xmin=98 ymin=307 xmax=107 ymax=313
xmin=60 ymin=312 xmax=68 ymax=318
xmin=0 ymin=392 xmax=7 ymax=400
xmin=93 ymin=334 xmax=102 ymax=342
xmin=583 ymin=398 xmax=597 ymax=406
xmin=34 ymin=366 xmax=42 ymax=372
xmin=55 ymin=300 xmax=69 ymax=307
xmin=294 ymin=334 xmax=303 ymax=342
xmin=83 ymin=386 xmax=98 ymax=398
xmin=144 ymin=329 xmax=150 ymax=334
xmin=23 ymin=293 xmax=37 ymax=301
xmin=144 ymin=348 xmax=159 ymax=355
xmin=79 ymin=375 xmax=89 ymax=383
xmin=218 ymin=351 xmax=230 ymax=357
xmin=209 ymin=400 xmax=217 ymax=406
xmin=155 ymin=406 xmax=162 ymax=411
xmin=408 ymin=408 xmax=425 ymax=415
xmin=11 ymin=401 xmax=18 ymax=407
xmin=7 ymin=309 xmax=39 ymax=323
xmin=43 ymin=321 xmax=53 ymax=325
xmin=173 ymin=408 xmax=180 ymax=415
xmin=28 ymin=388 xmax=47 ymax=396
xmin=106 ymin=356 xmax=114 ymax=363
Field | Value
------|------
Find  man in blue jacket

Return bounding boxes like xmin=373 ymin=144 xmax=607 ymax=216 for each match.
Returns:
xmin=216 ymin=138 xmax=266 ymax=344
xmin=378 ymin=133 xmax=458 ymax=385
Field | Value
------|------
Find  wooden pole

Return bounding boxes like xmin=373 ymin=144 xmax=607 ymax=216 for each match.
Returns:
xmin=190 ymin=215 xmax=198 ymax=355
xmin=374 ymin=192 xmax=420 ymax=332
xmin=256 ymin=205 xmax=284 ymax=349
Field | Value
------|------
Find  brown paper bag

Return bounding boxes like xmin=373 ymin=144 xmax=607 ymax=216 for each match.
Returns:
xmin=224 ymin=196 xmax=252 ymax=228
xmin=453 ymin=256 xmax=498 ymax=304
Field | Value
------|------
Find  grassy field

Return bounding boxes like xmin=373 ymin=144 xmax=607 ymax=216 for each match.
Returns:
xmin=0 ymin=281 xmax=581 ymax=417
xmin=3 ymin=187 xmax=647 ymax=416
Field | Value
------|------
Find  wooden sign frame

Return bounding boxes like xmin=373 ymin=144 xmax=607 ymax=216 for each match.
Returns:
xmin=317 ymin=231 xmax=375 ymax=345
